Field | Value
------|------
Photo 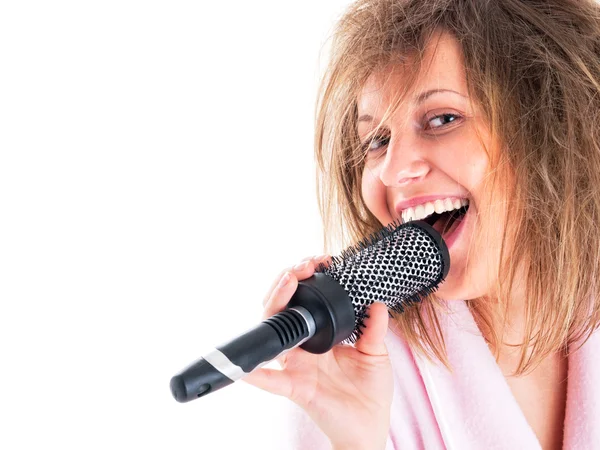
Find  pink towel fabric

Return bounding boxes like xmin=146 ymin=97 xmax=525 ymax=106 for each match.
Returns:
xmin=284 ymin=300 xmax=600 ymax=449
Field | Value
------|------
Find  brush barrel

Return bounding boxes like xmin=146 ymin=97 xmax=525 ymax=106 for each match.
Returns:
xmin=170 ymin=273 xmax=355 ymax=402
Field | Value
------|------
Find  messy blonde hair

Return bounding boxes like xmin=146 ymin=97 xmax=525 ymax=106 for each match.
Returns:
xmin=315 ymin=0 xmax=600 ymax=374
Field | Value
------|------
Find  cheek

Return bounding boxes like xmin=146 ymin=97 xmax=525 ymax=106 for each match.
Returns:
xmin=361 ymin=167 xmax=391 ymax=224
xmin=450 ymin=126 xmax=494 ymax=190
xmin=460 ymin=153 xmax=489 ymax=189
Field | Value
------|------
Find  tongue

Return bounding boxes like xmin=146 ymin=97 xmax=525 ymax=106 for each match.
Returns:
xmin=432 ymin=212 xmax=453 ymax=235
xmin=432 ymin=211 xmax=463 ymax=237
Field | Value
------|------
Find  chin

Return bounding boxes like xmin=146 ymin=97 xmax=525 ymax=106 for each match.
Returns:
xmin=433 ymin=263 xmax=477 ymax=301
xmin=434 ymin=282 xmax=467 ymax=301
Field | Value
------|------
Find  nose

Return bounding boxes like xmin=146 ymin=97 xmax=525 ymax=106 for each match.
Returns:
xmin=378 ymin=135 xmax=431 ymax=187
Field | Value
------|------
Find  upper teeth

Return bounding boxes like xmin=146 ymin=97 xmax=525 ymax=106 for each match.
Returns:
xmin=401 ymin=197 xmax=469 ymax=223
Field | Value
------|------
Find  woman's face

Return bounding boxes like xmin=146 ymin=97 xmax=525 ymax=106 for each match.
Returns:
xmin=358 ymin=32 xmax=506 ymax=301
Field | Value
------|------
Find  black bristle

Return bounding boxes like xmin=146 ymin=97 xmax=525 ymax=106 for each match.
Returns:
xmin=315 ymin=220 xmax=448 ymax=344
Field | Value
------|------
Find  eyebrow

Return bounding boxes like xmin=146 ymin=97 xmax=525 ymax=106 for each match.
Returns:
xmin=357 ymin=89 xmax=467 ymax=123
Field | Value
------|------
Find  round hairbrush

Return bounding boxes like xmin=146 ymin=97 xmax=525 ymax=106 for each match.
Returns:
xmin=170 ymin=220 xmax=449 ymax=402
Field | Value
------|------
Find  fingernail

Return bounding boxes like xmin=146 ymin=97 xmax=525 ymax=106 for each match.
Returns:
xmin=278 ymin=272 xmax=291 ymax=289
xmin=293 ymin=261 xmax=309 ymax=271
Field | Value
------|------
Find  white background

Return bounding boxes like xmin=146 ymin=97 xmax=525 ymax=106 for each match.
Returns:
xmin=0 ymin=1 xmax=353 ymax=448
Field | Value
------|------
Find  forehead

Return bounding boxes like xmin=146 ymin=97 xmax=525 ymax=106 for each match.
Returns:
xmin=358 ymin=33 xmax=467 ymax=113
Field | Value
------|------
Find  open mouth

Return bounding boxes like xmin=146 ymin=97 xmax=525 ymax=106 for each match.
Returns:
xmin=422 ymin=203 xmax=469 ymax=237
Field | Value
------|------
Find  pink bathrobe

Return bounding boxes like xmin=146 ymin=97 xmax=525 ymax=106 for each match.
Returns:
xmin=285 ymin=300 xmax=600 ymax=449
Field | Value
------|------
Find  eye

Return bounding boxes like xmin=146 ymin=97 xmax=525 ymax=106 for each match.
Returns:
xmin=363 ymin=134 xmax=390 ymax=153
xmin=423 ymin=112 xmax=463 ymax=131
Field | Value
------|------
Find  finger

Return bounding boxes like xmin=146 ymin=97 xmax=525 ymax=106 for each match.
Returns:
xmin=290 ymin=258 xmax=317 ymax=280
xmin=313 ymin=254 xmax=332 ymax=272
xmin=262 ymin=269 xmax=292 ymax=307
xmin=262 ymin=255 xmax=323 ymax=312
xmin=261 ymin=255 xmax=325 ymax=307
xmin=242 ymin=367 xmax=293 ymax=398
xmin=262 ymin=271 xmax=298 ymax=320
xmin=354 ymin=302 xmax=389 ymax=357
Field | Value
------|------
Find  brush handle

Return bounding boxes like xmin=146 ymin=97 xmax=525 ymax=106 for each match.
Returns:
xmin=170 ymin=273 xmax=355 ymax=403
xmin=170 ymin=307 xmax=315 ymax=402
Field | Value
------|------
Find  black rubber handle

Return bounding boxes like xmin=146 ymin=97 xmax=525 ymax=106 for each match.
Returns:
xmin=170 ymin=357 xmax=232 ymax=402
xmin=170 ymin=273 xmax=356 ymax=403
xmin=170 ymin=309 xmax=311 ymax=402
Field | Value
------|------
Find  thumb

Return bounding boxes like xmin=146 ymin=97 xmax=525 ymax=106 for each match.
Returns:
xmin=354 ymin=302 xmax=389 ymax=357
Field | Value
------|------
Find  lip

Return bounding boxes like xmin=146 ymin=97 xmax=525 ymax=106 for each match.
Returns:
xmin=394 ymin=194 xmax=468 ymax=216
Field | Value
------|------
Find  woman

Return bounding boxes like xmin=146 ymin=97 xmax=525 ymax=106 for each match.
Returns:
xmin=245 ymin=0 xmax=600 ymax=448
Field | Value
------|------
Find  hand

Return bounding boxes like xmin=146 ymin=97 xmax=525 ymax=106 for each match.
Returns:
xmin=243 ymin=256 xmax=393 ymax=450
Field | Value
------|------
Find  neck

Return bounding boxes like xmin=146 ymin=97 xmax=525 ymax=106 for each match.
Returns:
xmin=475 ymin=263 xmax=539 ymax=374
